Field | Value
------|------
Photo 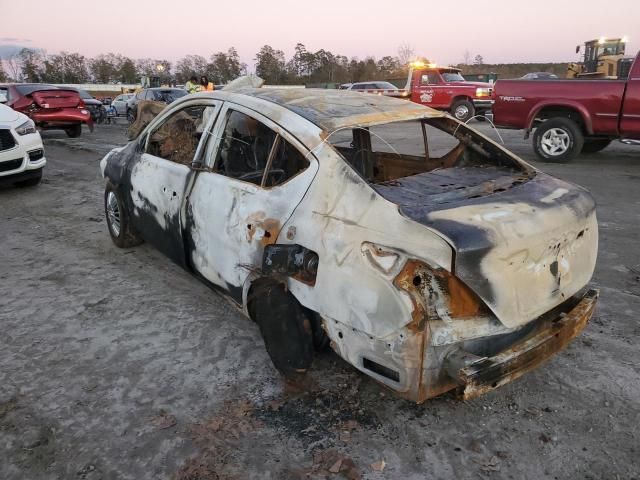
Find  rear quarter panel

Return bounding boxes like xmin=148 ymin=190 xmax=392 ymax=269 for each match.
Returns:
xmin=493 ymin=80 xmax=627 ymax=135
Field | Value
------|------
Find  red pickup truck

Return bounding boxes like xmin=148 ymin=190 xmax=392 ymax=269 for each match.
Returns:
xmin=493 ymin=52 xmax=640 ymax=162
xmin=403 ymin=64 xmax=494 ymax=122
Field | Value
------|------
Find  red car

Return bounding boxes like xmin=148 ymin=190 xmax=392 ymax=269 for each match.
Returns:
xmin=0 ymin=83 xmax=93 ymax=138
xmin=493 ymin=51 xmax=640 ymax=161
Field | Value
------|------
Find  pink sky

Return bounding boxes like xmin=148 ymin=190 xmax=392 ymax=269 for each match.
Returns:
xmin=2 ymin=0 xmax=638 ymax=68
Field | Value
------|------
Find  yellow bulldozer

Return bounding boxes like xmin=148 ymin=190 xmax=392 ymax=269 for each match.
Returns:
xmin=567 ymin=37 xmax=629 ymax=79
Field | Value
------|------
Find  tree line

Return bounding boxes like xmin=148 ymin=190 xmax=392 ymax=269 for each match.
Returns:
xmin=1 ymin=43 xmax=427 ymax=86
xmin=0 ymin=44 xmax=568 ymax=86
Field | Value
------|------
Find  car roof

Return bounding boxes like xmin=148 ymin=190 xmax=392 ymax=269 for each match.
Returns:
xmin=203 ymin=87 xmax=445 ymax=132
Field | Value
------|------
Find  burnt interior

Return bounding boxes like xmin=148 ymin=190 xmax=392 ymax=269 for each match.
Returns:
xmin=330 ymin=117 xmax=535 ymax=207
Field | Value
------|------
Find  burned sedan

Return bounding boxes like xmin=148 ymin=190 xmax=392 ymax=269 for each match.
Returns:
xmin=100 ymin=88 xmax=598 ymax=402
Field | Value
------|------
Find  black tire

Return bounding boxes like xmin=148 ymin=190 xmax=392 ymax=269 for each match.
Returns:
xmin=65 ymin=124 xmax=82 ymax=138
xmin=533 ymin=118 xmax=584 ymax=163
xmin=253 ymin=282 xmax=314 ymax=379
xmin=15 ymin=169 xmax=42 ymax=187
xmin=104 ymin=182 xmax=143 ymax=248
xmin=581 ymin=139 xmax=612 ymax=154
xmin=96 ymin=107 xmax=106 ymax=125
xmin=451 ymin=99 xmax=475 ymax=123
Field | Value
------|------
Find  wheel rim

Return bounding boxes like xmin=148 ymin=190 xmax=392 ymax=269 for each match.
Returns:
xmin=106 ymin=191 xmax=121 ymax=237
xmin=540 ymin=128 xmax=571 ymax=156
xmin=455 ymin=105 xmax=469 ymax=120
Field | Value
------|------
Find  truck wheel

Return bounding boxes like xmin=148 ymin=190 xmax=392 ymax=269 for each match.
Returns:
xmin=104 ymin=182 xmax=143 ymax=248
xmin=65 ymin=124 xmax=82 ymax=138
xmin=581 ymin=139 xmax=611 ymax=154
xmin=451 ymin=99 xmax=475 ymax=123
xmin=533 ymin=118 xmax=584 ymax=162
xmin=253 ymin=282 xmax=314 ymax=379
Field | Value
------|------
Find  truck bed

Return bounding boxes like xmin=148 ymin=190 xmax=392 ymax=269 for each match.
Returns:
xmin=493 ymin=79 xmax=626 ymax=135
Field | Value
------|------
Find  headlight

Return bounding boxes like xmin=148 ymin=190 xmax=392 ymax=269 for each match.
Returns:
xmin=475 ymin=87 xmax=491 ymax=98
xmin=15 ymin=119 xmax=37 ymax=136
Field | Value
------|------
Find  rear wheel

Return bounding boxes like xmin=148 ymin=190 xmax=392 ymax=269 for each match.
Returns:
xmin=533 ymin=118 xmax=584 ymax=163
xmin=104 ymin=182 xmax=143 ymax=248
xmin=451 ymin=99 xmax=475 ymax=123
xmin=65 ymin=124 xmax=82 ymax=138
xmin=253 ymin=282 xmax=314 ymax=379
xmin=581 ymin=139 xmax=611 ymax=154
xmin=127 ymin=108 xmax=136 ymax=124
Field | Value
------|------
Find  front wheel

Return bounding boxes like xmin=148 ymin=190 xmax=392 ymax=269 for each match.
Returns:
xmin=581 ymin=139 xmax=611 ymax=154
xmin=104 ymin=183 xmax=143 ymax=248
xmin=533 ymin=118 xmax=584 ymax=163
xmin=451 ymin=99 xmax=475 ymax=123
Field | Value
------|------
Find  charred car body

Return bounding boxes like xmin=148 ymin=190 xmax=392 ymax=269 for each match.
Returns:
xmin=100 ymin=88 xmax=598 ymax=402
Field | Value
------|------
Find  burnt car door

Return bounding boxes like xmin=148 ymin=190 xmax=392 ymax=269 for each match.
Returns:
xmin=129 ymin=100 xmax=222 ymax=266
xmin=185 ymin=104 xmax=318 ymax=303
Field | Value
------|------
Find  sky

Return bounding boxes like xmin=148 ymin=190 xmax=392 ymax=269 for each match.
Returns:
xmin=1 ymin=0 xmax=638 ymax=69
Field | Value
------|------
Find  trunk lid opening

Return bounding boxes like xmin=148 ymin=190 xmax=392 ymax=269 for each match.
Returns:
xmin=329 ymin=117 xmax=598 ymax=328
xmin=31 ymin=89 xmax=82 ymax=109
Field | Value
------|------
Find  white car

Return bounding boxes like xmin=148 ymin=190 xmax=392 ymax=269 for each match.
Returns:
xmin=111 ymin=93 xmax=135 ymax=116
xmin=0 ymin=102 xmax=46 ymax=187
xmin=100 ymin=89 xmax=598 ymax=402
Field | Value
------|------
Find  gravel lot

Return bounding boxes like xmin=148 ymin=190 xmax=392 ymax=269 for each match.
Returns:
xmin=1 ymin=120 xmax=639 ymax=480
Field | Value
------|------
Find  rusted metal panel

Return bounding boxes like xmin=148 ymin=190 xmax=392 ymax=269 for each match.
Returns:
xmin=457 ymin=289 xmax=599 ymax=400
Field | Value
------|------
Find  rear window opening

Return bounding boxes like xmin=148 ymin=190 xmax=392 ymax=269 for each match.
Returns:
xmin=328 ymin=117 xmax=534 ymax=206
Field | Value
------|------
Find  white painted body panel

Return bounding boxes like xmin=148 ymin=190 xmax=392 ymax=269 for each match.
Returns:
xmin=0 ymin=104 xmax=46 ymax=177
xmin=130 ymin=154 xmax=190 ymax=230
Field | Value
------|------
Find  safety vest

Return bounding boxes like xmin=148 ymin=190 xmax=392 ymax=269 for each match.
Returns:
xmin=185 ymin=81 xmax=200 ymax=94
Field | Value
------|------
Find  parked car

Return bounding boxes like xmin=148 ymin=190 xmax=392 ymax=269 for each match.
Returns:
xmin=0 ymin=102 xmax=46 ymax=187
xmin=111 ymin=93 xmax=134 ymax=116
xmin=71 ymin=88 xmax=106 ymax=124
xmin=0 ymin=83 xmax=93 ymax=137
xmin=347 ymin=81 xmax=404 ymax=96
xmin=520 ymin=72 xmax=559 ymax=80
xmin=126 ymin=88 xmax=187 ymax=122
xmin=100 ymin=88 xmax=598 ymax=402
xmin=494 ymin=51 xmax=640 ymax=161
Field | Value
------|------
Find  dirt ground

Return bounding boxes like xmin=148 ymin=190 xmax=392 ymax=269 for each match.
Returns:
xmin=1 ymin=121 xmax=639 ymax=480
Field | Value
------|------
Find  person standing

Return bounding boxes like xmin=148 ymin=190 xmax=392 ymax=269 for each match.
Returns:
xmin=200 ymin=76 xmax=214 ymax=91
xmin=185 ymin=76 xmax=201 ymax=94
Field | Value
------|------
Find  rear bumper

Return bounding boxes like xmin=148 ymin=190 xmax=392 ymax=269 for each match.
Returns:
xmin=31 ymin=108 xmax=94 ymax=132
xmin=445 ymin=289 xmax=598 ymax=400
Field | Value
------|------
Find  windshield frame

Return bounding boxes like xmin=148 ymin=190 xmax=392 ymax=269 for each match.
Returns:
xmin=441 ymin=72 xmax=466 ymax=82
